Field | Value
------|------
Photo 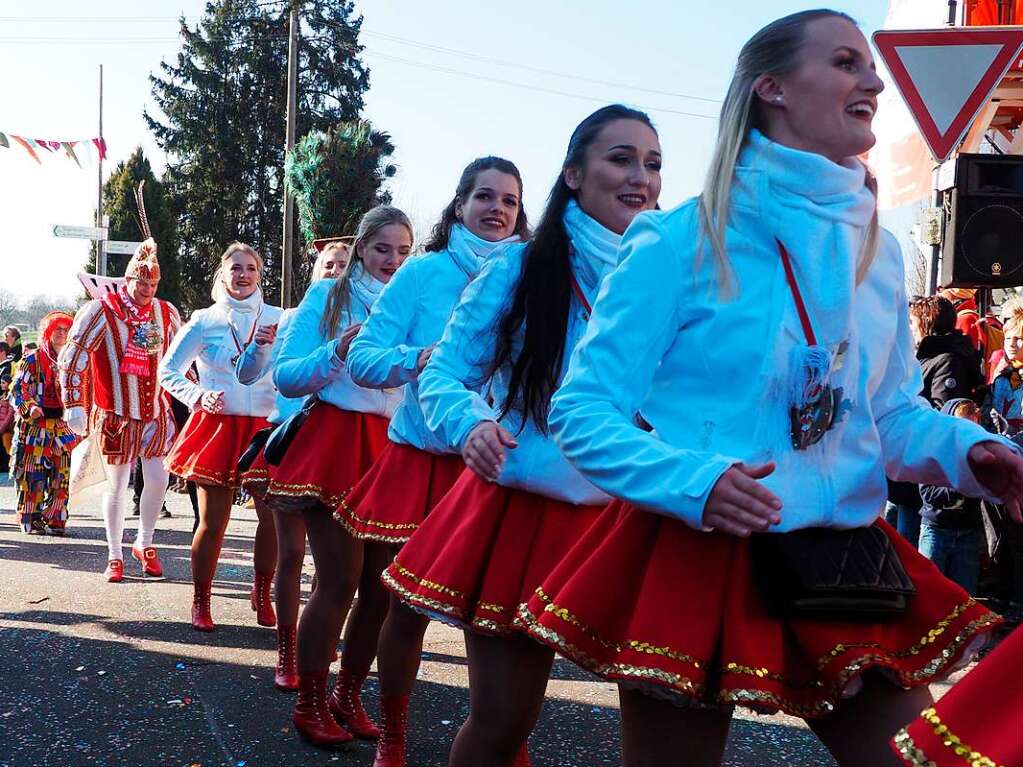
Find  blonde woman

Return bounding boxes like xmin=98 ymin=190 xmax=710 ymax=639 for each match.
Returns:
xmin=160 ymin=243 xmax=283 ymax=631
xmin=516 ymin=11 xmax=1023 ymax=767
xmin=263 ymin=206 xmax=410 ymax=748
xmin=236 ymin=238 xmax=349 ymax=691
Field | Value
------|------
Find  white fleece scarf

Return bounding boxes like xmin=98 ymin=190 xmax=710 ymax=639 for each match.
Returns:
xmin=216 ymin=287 xmax=264 ymax=344
xmin=349 ymin=261 xmax=385 ymax=316
xmin=563 ymin=199 xmax=622 ymax=301
xmin=447 ymin=223 xmax=520 ymax=277
xmin=736 ymin=130 xmax=875 ymax=411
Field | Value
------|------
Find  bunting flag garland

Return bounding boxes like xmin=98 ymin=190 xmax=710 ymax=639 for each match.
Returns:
xmin=0 ymin=131 xmax=106 ymax=167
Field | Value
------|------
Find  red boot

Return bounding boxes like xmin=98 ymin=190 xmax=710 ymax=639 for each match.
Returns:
xmin=372 ymin=694 xmax=409 ymax=767
xmin=328 ymin=668 xmax=380 ymax=739
xmin=513 ymin=743 xmax=531 ymax=766
xmin=191 ymin=581 xmax=215 ymax=632
xmin=274 ymin=624 xmax=299 ymax=692
xmin=251 ymin=570 xmax=276 ymax=627
xmin=293 ymin=671 xmax=354 ymax=749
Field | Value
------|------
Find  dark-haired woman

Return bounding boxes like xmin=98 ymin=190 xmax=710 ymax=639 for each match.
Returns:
xmin=343 ymin=157 xmax=529 ymax=764
xmin=381 ymin=105 xmax=662 ymax=767
xmin=513 ymin=12 xmax=1023 ymax=767
xmin=265 ymin=205 xmax=411 ymax=749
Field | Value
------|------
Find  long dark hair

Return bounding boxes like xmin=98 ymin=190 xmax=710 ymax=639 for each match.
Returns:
xmin=491 ymin=104 xmax=657 ymax=433
xmin=423 ymin=156 xmax=530 ymax=253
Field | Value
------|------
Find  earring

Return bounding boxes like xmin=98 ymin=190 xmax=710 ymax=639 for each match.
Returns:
xmin=774 ymin=96 xmax=783 ymax=103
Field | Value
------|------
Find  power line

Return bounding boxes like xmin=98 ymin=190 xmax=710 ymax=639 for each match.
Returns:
xmin=360 ymin=28 xmax=721 ymax=104
xmin=1 ymin=12 xmax=720 ymax=106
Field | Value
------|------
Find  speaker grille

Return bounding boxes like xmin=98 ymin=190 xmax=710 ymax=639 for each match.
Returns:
xmin=960 ymin=203 xmax=1023 ymax=281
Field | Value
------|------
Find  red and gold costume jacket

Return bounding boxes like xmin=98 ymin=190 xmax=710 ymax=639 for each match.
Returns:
xmin=59 ymin=289 xmax=181 ymax=464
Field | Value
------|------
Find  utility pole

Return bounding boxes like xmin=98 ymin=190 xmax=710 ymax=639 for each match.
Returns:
xmin=97 ymin=64 xmax=106 ymax=277
xmin=281 ymin=3 xmax=299 ymax=308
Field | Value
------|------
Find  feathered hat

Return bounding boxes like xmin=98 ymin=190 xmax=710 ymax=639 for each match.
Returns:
xmin=124 ymin=181 xmax=161 ymax=282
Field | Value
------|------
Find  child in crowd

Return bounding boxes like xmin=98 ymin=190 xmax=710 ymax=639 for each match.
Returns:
xmin=918 ymin=399 xmax=985 ymax=594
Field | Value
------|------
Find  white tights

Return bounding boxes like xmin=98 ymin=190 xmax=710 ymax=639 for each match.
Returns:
xmin=102 ymin=458 xmax=169 ymax=561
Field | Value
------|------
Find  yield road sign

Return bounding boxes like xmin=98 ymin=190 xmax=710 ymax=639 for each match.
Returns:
xmin=873 ymin=27 xmax=1023 ymax=162
xmin=53 ymin=225 xmax=108 ymax=240
xmin=105 ymin=240 xmax=142 ymax=255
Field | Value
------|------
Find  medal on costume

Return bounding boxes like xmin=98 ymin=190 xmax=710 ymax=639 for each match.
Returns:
xmin=778 ymin=241 xmax=849 ymax=451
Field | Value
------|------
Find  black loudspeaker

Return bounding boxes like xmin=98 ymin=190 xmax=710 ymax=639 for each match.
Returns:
xmin=942 ymin=153 xmax=1023 ymax=288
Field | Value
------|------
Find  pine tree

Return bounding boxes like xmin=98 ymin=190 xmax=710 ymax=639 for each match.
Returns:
xmin=88 ymin=148 xmax=183 ymax=308
xmin=145 ymin=0 xmax=372 ymax=309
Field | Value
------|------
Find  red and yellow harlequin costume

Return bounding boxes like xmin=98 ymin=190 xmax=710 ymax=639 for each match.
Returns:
xmin=892 ymin=626 xmax=1023 ymax=767
xmin=9 ymin=311 xmax=78 ymax=534
xmin=58 ymin=241 xmax=181 ymax=580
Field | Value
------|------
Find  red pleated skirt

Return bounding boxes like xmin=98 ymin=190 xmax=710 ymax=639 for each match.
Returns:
xmin=335 ymin=441 xmax=466 ymax=544
xmin=262 ymin=401 xmax=390 ymax=514
xmin=165 ymin=411 xmax=269 ymax=488
xmin=240 ymin=446 xmax=272 ymax=501
xmin=892 ymin=625 xmax=1023 ymax=766
xmin=382 ymin=470 xmax=604 ymax=636
xmin=517 ymin=500 xmax=1001 ymax=719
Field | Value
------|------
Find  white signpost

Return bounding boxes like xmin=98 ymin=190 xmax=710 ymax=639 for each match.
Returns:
xmin=52 ymin=221 xmax=112 ymax=275
xmin=105 ymin=240 xmax=142 ymax=255
xmin=53 ymin=225 xmax=108 ymax=240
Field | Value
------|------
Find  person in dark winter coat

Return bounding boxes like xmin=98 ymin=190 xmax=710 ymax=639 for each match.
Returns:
xmin=910 ymin=296 xmax=983 ymax=407
xmin=918 ymin=399 xmax=985 ymax=594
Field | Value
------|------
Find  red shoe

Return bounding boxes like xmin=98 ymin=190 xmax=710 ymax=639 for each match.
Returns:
xmin=251 ymin=570 xmax=276 ymax=627
xmin=328 ymin=668 xmax=380 ymax=739
xmin=131 ymin=546 xmax=163 ymax=577
xmin=513 ymin=743 xmax=531 ymax=766
xmin=293 ymin=671 xmax=354 ymax=749
xmin=372 ymin=694 xmax=409 ymax=767
xmin=274 ymin=624 xmax=299 ymax=691
xmin=104 ymin=559 xmax=124 ymax=583
xmin=191 ymin=581 xmax=215 ymax=632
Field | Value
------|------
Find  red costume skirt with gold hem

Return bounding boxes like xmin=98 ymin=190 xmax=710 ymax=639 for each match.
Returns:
xmin=335 ymin=442 xmax=466 ymax=544
xmin=516 ymin=500 xmax=1001 ymax=719
xmin=240 ymin=447 xmax=272 ymax=501
xmin=382 ymin=470 xmax=604 ymax=635
xmin=892 ymin=625 xmax=1023 ymax=767
xmin=261 ymin=401 xmax=390 ymax=514
xmin=166 ymin=411 xmax=269 ymax=488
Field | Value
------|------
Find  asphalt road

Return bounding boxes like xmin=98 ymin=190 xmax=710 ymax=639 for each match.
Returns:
xmin=0 ymin=475 xmax=975 ymax=767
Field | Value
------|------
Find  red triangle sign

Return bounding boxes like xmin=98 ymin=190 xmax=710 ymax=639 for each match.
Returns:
xmin=873 ymin=27 xmax=1023 ymax=162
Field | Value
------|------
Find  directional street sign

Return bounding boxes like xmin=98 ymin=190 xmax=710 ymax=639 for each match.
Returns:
xmin=105 ymin=240 xmax=143 ymax=255
xmin=53 ymin=224 xmax=108 ymax=240
xmin=873 ymin=27 xmax=1023 ymax=162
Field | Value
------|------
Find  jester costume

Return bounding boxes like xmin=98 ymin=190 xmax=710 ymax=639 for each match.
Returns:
xmin=10 ymin=312 xmax=77 ymax=534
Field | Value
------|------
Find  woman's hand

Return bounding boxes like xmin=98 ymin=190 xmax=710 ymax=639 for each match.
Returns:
xmin=29 ymin=405 xmax=43 ymax=419
xmin=199 ymin=390 xmax=225 ymax=414
xmin=416 ymin=344 xmax=436 ymax=373
xmin=254 ymin=323 xmax=277 ymax=346
xmin=334 ymin=323 xmax=362 ymax=362
xmin=702 ymin=461 xmax=783 ymax=536
xmin=462 ymin=421 xmax=518 ymax=481
xmin=969 ymin=441 xmax=1023 ymax=523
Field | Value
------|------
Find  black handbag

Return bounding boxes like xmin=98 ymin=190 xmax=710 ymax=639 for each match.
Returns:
xmin=263 ymin=397 xmax=317 ymax=466
xmin=237 ymin=426 xmax=272 ymax=474
xmin=750 ymin=525 xmax=916 ymax=620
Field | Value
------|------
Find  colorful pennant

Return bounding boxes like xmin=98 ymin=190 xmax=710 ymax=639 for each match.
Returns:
xmin=0 ymin=131 xmax=106 ymax=167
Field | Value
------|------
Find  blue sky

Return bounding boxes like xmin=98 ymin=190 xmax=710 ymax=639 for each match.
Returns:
xmin=0 ymin=1 xmax=888 ymax=301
